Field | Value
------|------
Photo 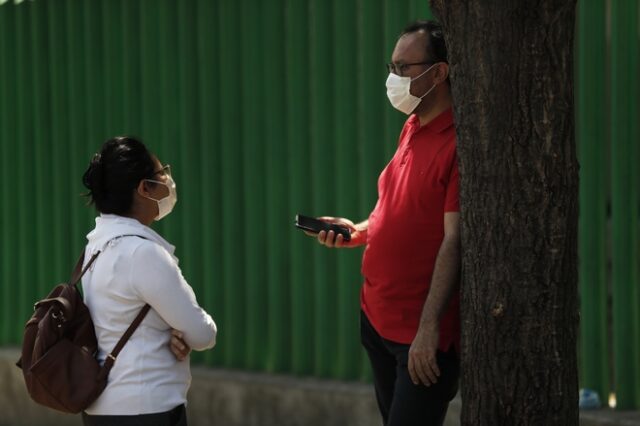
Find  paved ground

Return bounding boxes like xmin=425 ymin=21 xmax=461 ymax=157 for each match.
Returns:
xmin=580 ymin=409 xmax=640 ymax=426
xmin=1 ymin=347 xmax=638 ymax=426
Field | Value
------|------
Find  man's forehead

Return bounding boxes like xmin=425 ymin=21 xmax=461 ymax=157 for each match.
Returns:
xmin=392 ymin=31 xmax=428 ymax=61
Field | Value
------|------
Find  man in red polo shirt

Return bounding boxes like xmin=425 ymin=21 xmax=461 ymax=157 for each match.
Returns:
xmin=308 ymin=21 xmax=460 ymax=426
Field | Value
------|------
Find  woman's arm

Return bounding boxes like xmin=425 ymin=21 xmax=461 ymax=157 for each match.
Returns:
xmin=130 ymin=242 xmax=217 ymax=351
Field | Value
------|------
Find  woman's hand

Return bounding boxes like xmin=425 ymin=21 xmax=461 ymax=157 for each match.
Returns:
xmin=170 ymin=329 xmax=191 ymax=361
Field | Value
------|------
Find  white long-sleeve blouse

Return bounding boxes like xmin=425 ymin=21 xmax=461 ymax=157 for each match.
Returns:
xmin=82 ymin=214 xmax=217 ymax=415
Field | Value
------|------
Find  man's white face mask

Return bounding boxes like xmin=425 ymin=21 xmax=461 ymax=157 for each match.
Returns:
xmin=386 ymin=63 xmax=438 ymax=115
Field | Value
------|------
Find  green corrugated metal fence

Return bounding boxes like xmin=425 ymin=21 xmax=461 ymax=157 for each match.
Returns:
xmin=609 ymin=0 xmax=640 ymax=410
xmin=0 ymin=0 xmax=430 ymax=382
xmin=1 ymin=0 xmax=639 ymax=409
xmin=577 ymin=0 xmax=640 ymax=410
xmin=576 ymin=0 xmax=609 ymax=407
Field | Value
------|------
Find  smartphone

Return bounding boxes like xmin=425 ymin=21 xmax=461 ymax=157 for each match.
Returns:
xmin=294 ymin=214 xmax=352 ymax=242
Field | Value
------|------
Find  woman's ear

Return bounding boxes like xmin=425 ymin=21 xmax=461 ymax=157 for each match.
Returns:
xmin=137 ymin=180 xmax=150 ymax=198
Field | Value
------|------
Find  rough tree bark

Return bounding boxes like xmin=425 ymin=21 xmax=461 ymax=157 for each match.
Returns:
xmin=429 ymin=1 xmax=579 ymax=425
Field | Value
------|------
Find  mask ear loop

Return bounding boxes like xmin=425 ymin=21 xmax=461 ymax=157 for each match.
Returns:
xmin=418 ymin=83 xmax=437 ymax=99
xmin=138 ymin=179 xmax=169 ymax=202
xmin=414 ymin=63 xmax=441 ymax=99
xmin=410 ymin=63 xmax=438 ymax=82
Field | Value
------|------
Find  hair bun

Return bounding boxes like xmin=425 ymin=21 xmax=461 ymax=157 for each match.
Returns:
xmin=82 ymin=152 xmax=104 ymax=191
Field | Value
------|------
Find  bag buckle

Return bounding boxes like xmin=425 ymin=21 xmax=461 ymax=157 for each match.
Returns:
xmin=51 ymin=310 xmax=66 ymax=327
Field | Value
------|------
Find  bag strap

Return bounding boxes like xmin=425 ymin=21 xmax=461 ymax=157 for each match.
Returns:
xmin=70 ymin=234 xmax=147 ymax=287
xmin=97 ymin=303 xmax=151 ymax=381
xmin=68 ymin=233 xmax=152 ymax=380
xmin=69 ymin=251 xmax=100 ymax=287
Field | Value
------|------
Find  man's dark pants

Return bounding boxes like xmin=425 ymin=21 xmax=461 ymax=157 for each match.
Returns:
xmin=360 ymin=311 xmax=459 ymax=426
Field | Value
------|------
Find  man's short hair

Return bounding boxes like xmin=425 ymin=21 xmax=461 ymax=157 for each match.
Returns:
xmin=401 ymin=20 xmax=448 ymax=64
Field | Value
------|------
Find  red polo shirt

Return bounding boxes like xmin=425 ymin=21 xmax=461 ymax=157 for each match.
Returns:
xmin=360 ymin=108 xmax=460 ymax=351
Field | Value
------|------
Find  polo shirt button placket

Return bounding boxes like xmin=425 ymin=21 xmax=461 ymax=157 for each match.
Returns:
xmin=400 ymin=141 xmax=412 ymax=166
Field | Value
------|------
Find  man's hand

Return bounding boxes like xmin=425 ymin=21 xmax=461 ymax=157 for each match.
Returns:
xmin=304 ymin=217 xmax=366 ymax=248
xmin=170 ymin=329 xmax=191 ymax=362
xmin=409 ymin=212 xmax=460 ymax=386
xmin=408 ymin=323 xmax=440 ymax=386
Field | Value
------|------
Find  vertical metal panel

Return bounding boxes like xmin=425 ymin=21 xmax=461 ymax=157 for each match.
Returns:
xmin=195 ymin=0 xmax=224 ymax=366
xmin=65 ymin=0 xmax=87 ymax=253
xmin=611 ymin=0 xmax=640 ymax=409
xmin=121 ymin=1 xmax=143 ymax=136
xmin=281 ymin=0 xmax=316 ymax=375
xmin=139 ymin=3 xmax=162 ymax=154
xmin=357 ymin=0 xmax=384 ymax=381
xmin=577 ymin=0 xmax=609 ymax=400
xmin=383 ymin=0 xmax=410 ymax=160
xmin=15 ymin=2 xmax=32 ymax=345
xmin=264 ymin=0 xmax=289 ymax=373
xmin=0 ymin=0 xmax=15 ymax=344
xmin=0 ymin=1 xmax=17 ymax=343
xmin=30 ymin=1 xmax=53 ymax=300
xmin=409 ymin=0 xmax=432 ymax=20
xmin=217 ymin=0 xmax=246 ymax=369
xmin=82 ymin=0 xmax=106 ymax=162
xmin=308 ymin=0 xmax=339 ymax=377
xmin=333 ymin=0 xmax=361 ymax=380
xmin=241 ymin=0 xmax=268 ymax=371
xmin=102 ymin=0 xmax=124 ymax=133
xmin=46 ymin=0 xmax=72 ymax=294
xmin=157 ymin=0 xmax=180 ymax=243
xmin=177 ymin=0 xmax=206 ymax=364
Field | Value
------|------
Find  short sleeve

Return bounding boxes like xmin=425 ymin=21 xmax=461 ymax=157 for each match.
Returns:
xmin=444 ymin=151 xmax=460 ymax=213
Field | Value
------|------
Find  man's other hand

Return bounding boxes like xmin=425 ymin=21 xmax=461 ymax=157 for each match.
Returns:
xmin=408 ymin=324 xmax=441 ymax=386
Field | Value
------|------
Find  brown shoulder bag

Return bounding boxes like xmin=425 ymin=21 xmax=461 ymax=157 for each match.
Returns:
xmin=16 ymin=241 xmax=150 ymax=414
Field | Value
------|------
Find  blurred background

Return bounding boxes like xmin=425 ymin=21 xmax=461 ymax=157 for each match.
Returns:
xmin=0 ymin=0 xmax=638 ymax=412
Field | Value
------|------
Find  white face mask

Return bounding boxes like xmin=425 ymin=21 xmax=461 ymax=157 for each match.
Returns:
xmin=386 ymin=63 xmax=438 ymax=115
xmin=142 ymin=176 xmax=177 ymax=221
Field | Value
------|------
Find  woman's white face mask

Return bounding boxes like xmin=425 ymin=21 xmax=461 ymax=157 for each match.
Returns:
xmin=385 ymin=63 xmax=438 ymax=115
xmin=141 ymin=176 xmax=177 ymax=221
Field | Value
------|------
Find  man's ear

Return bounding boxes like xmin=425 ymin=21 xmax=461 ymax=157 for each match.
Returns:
xmin=434 ymin=62 xmax=449 ymax=84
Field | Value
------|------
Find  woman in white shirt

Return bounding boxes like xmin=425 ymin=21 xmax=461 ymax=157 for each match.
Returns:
xmin=80 ymin=136 xmax=217 ymax=426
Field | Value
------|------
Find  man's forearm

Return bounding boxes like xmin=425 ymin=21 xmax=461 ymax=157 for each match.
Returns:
xmin=419 ymin=234 xmax=461 ymax=328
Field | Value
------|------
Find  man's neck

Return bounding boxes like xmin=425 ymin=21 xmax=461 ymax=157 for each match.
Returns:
xmin=416 ymin=91 xmax=452 ymax=127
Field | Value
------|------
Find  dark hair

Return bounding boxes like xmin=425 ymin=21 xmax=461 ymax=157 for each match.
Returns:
xmin=401 ymin=20 xmax=448 ymax=64
xmin=82 ymin=136 xmax=155 ymax=215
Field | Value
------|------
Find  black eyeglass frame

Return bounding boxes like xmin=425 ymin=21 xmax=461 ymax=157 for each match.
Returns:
xmin=386 ymin=61 xmax=434 ymax=77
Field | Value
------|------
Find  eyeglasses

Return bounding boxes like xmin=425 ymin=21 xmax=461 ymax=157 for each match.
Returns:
xmin=386 ymin=61 xmax=433 ymax=77
xmin=153 ymin=164 xmax=172 ymax=177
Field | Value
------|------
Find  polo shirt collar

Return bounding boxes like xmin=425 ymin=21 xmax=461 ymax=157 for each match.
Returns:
xmin=409 ymin=107 xmax=454 ymax=135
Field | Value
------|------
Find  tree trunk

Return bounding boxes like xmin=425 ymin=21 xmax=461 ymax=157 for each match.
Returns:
xmin=429 ymin=1 xmax=579 ymax=425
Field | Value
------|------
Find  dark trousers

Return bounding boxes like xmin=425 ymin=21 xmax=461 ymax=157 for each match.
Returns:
xmin=82 ymin=404 xmax=187 ymax=426
xmin=361 ymin=311 xmax=459 ymax=426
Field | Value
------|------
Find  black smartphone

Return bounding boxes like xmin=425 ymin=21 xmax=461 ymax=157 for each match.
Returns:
xmin=294 ymin=214 xmax=352 ymax=242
